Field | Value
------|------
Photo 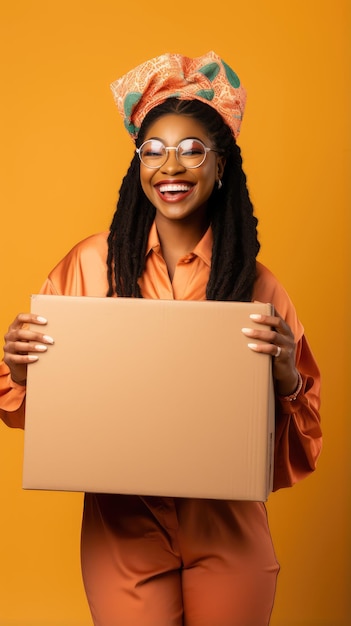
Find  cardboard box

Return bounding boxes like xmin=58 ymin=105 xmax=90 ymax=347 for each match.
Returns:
xmin=23 ymin=295 xmax=275 ymax=501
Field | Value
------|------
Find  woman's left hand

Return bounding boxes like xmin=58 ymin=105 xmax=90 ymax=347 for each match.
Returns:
xmin=241 ymin=309 xmax=300 ymax=396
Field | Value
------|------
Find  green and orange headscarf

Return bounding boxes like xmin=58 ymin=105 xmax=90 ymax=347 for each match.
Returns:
xmin=110 ymin=51 xmax=246 ymax=141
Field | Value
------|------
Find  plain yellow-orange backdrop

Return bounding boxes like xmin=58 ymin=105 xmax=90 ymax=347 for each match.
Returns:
xmin=0 ymin=1 xmax=350 ymax=625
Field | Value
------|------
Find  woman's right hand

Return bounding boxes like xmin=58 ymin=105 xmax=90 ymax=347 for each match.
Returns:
xmin=3 ymin=314 xmax=54 ymax=386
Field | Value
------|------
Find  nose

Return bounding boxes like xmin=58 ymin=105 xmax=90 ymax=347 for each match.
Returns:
xmin=160 ymin=147 xmax=186 ymax=173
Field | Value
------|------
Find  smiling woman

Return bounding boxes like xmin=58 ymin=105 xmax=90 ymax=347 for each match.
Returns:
xmin=107 ymin=92 xmax=258 ymax=301
xmin=0 ymin=51 xmax=322 ymax=626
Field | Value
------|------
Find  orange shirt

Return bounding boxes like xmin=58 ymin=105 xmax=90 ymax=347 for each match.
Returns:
xmin=0 ymin=224 xmax=322 ymax=490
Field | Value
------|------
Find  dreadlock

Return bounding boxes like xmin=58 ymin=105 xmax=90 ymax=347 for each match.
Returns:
xmin=107 ymin=98 xmax=260 ymax=301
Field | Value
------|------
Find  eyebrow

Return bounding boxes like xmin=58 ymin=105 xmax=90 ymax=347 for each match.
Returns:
xmin=145 ymin=136 xmax=205 ymax=144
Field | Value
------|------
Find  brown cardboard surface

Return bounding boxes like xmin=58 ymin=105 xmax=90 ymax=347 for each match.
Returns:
xmin=23 ymin=296 xmax=275 ymax=501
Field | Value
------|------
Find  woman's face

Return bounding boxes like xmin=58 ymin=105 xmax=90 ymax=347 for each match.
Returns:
xmin=139 ymin=113 xmax=225 ymax=227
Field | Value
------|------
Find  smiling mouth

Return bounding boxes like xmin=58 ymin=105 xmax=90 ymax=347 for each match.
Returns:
xmin=158 ymin=183 xmax=193 ymax=194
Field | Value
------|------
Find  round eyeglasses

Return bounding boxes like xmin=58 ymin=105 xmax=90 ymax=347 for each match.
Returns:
xmin=136 ymin=138 xmax=218 ymax=169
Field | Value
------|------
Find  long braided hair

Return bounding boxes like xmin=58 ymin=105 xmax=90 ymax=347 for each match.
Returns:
xmin=107 ymin=98 xmax=260 ymax=301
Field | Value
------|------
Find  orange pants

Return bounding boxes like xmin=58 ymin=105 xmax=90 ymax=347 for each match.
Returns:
xmin=81 ymin=494 xmax=279 ymax=626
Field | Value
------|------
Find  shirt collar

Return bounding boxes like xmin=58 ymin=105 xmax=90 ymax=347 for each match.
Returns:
xmin=146 ymin=222 xmax=213 ymax=267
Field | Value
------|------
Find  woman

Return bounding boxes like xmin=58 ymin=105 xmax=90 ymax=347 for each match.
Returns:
xmin=0 ymin=52 xmax=322 ymax=626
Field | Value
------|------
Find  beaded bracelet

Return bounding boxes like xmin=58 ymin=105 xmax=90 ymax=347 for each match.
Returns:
xmin=279 ymin=372 xmax=303 ymax=402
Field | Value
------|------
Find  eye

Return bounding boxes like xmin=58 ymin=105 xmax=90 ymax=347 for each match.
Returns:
xmin=141 ymin=140 xmax=164 ymax=157
xmin=179 ymin=139 xmax=205 ymax=157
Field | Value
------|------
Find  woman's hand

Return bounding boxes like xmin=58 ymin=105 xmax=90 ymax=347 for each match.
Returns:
xmin=241 ymin=310 xmax=299 ymax=397
xmin=3 ymin=314 xmax=54 ymax=386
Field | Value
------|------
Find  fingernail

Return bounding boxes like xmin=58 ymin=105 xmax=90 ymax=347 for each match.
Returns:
xmin=248 ymin=343 xmax=259 ymax=350
xmin=241 ymin=327 xmax=254 ymax=335
xmin=43 ymin=335 xmax=54 ymax=344
xmin=250 ymin=314 xmax=262 ymax=320
xmin=35 ymin=344 xmax=48 ymax=352
xmin=28 ymin=355 xmax=39 ymax=361
xmin=36 ymin=316 xmax=47 ymax=323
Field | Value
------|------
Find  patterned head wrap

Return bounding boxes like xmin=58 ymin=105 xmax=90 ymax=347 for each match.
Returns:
xmin=110 ymin=51 xmax=246 ymax=141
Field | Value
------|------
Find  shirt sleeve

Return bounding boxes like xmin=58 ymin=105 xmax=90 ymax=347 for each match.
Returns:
xmin=0 ymin=362 xmax=26 ymax=429
xmin=273 ymin=332 xmax=322 ymax=490
xmin=253 ymin=262 xmax=322 ymax=491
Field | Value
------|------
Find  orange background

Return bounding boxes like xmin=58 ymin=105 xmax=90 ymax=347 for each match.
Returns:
xmin=0 ymin=1 xmax=350 ymax=625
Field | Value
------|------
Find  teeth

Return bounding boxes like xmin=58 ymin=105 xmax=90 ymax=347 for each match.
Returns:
xmin=159 ymin=184 xmax=191 ymax=193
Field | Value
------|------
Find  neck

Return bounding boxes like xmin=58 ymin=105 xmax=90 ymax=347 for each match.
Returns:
xmin=155 ymin=213 xmax=210 ymax=281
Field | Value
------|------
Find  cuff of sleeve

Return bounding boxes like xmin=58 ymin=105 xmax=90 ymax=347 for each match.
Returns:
xmin=276 ymin=372 xmax=306 ymax=415
xmin=0 ymin=362 xmax=26 ymax=412
xmin=278 ymin=371 xmax=303 ymax=402
xmin=9 ymin=377 xmax=26 ymax=391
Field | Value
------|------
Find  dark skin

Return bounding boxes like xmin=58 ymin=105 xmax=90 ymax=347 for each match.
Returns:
xmin=3 ymin=113 xmax=300 ymax=397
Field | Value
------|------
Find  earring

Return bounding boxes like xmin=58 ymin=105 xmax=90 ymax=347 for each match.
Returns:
xmin=217 ymin=179 xmax=222 ymax=190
